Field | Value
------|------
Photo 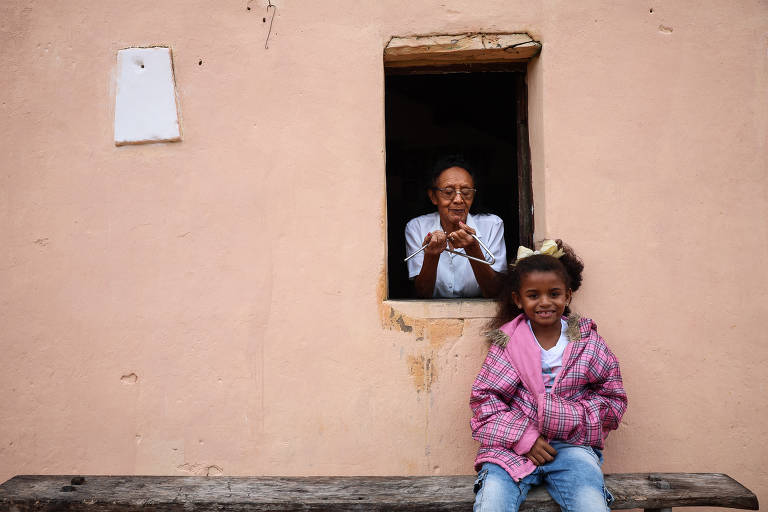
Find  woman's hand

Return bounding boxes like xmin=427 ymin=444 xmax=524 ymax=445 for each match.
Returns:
xmin=447 ymin=221 xmax=501 ymax=297
xmin=447 ymin=222 xmax=479 ymax=250
xmin=524 ymin=436 xmax=557 ymax=466
xmin=423 ymin=230 xmax=448 ymax=256
xmin=415 ymin=222 xmax=500 ymax=298
xmin=413 ymin=231 xmax=446 ymax=298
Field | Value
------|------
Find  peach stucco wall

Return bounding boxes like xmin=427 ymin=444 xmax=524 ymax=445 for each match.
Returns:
xmin=2 ymin=1 xmax=767 ymax=510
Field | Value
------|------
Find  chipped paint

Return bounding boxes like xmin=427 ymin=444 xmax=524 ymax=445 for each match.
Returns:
xmin=406 ymin=354 xmax=437 ymax=393
xmin=380 ymin=299 xmax=473 ymax=392
xmin=177 ymin=463 xmax=224 ymax=476
xmin=396 ymin=315 xmax=413 ymax=332
xmin=120 ymin=373 xmax=138 ymax=384
xmin=425 ymin=318 xmax=464 ymax=349
xmin=381 ymin=305 xmax=468 ymax=343
xmin=381 ymin=305 xmax=426 ymax=338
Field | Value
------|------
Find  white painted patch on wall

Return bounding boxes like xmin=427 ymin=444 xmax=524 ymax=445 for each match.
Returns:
xmin=114 ymin=47 xmax=181 ymax=146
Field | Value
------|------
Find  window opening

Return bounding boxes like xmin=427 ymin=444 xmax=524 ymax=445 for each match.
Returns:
xmin=383 ymin=34 xmax=538 ymax=300
xmin=385 ymin=68 xmax=533 ymax=299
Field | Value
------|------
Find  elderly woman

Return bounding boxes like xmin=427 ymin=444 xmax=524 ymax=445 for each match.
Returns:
xmin=405 ymin=157 xmax=507 ymax=298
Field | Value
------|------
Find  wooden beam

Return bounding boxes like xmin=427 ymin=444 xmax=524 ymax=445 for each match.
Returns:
xmin=0 ymin=473 xmax=758 ymax=511
xmin=514 ymin=73 xmax=534 ymax=249
xmin=384 ymin=33 xmax=541 ymax=68
xmin=607 ymin=473 xmax=759 ymax=510
xmin=384 ymin=61 xmax=527 ymax=75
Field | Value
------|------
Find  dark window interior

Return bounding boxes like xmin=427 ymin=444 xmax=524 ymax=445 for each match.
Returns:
xmin=385 ymin=70 xmax=530 ymax=299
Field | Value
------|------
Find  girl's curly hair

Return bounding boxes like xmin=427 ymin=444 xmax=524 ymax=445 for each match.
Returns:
xmin=487 ymin=239 xmax=584 ymax=330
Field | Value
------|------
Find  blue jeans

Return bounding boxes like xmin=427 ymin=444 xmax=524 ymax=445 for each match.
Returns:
xmin=473 ymin=442 xmax=613 ymax=512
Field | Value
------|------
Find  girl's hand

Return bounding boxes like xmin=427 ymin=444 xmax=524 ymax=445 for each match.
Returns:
xmin=423 ymin=231 xmax=447 ymax=256
xmin=525 ymin=436 xmax=557 ymax=466
xmin=447 ymin=222 xmax=478 ymax=250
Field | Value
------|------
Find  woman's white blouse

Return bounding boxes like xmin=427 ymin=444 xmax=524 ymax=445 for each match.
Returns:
xmin=404 ymin=212 xmax=507 ymax=298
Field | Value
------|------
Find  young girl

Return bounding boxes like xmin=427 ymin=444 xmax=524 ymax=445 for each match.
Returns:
xmin=470 ymin=239 xmax=627 ymax=512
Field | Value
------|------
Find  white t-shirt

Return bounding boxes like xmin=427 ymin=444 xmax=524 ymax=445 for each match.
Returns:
xmin=528 ymin=318 xmax=569 ymax=392
xmin=404 ymin=212 xmax=506 ymax=298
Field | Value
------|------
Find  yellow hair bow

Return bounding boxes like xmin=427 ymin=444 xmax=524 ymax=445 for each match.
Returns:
xmin=515 ymin=239 xmax=565 ymax=262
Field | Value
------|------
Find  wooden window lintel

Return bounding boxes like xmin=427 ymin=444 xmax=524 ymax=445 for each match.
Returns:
xmin=384 ymin=33 xmax=541 ymax=68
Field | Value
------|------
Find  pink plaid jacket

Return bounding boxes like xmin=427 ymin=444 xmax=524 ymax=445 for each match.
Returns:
xmin=470 ymin=313 xmax=627 ymax=481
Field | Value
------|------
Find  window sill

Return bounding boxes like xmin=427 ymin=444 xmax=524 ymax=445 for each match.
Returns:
xmin=383 ymin=298 xmax=497 ymax=319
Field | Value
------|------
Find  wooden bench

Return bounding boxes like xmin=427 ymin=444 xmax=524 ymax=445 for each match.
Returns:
xmin=0 ymin=473 xmax=758 ymax=511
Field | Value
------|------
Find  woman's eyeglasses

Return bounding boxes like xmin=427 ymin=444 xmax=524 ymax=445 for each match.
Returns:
xmin=431 ymin=187 xmax=476 ymax=200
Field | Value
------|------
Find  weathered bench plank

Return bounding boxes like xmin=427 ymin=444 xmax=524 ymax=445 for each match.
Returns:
xmin=0 ymin=473 xmax=758 ymax=511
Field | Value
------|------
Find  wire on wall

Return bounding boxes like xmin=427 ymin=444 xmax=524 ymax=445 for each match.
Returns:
xmin=264 ymin=0 xmax=276 ymax=49
xmin=245 ymin=0 xmax=277 ymax=49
